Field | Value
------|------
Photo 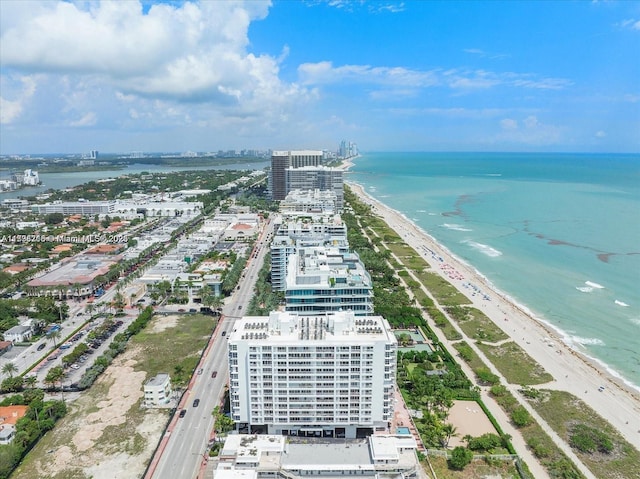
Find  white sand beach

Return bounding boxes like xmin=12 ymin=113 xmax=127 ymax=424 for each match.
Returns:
xmin=347 ymin=181 xmax=640 ymax=451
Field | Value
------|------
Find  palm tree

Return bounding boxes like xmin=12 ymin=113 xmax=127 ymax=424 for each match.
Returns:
xmin=441 ymin=423 xmax=457 ymax=448
xmin=24 ymin=375 xmax=38 ymax=389
xmin=44 ymin=366 xmax=65 ymax=400
xmin=2 ymin=362 xmax=18 ymax=378
xmin=48 ymin=329 xmax=62 ymax=349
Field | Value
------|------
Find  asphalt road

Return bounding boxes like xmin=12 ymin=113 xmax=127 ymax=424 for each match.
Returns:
xmin=149 ymin=217 xmax=275 ymax=479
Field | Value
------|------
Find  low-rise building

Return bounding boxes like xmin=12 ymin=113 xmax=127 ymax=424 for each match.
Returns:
xmin=3 ymin=324 xmax=33 ymax=343
xmin=0 ymin=405 xmax=28 ymax=445
xmin=26 ymin=254 xmax=122 ymax=298
xmin=143 ymin=373 xmax=172 ymax=408
xmin=215 ymin=434 xmax=419 ymax=479
xmin=0 ymin=341 xmax=13 ymax=356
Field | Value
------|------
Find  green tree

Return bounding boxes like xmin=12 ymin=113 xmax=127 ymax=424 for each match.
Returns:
xmin=44 ymin=212 xmax=64 ymax=225
xmin=441 ymin=423 xmax=457 ymax=448
xmin=2 ymin=363 xmax=18 ymax=378
xmin=47 ymin=329 xmax=62 ymax=349
xmin=24 ymin=375 xmax=38 ymax=390
xmin=44 ymin=366 xmax=66 ymax=400
xmin=449 ymin=446 xmax=473 ymax=470
xmin=511 ymin=405 xmax=532 ymax=427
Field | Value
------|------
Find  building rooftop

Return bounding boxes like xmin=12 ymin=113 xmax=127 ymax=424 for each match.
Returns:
xmin=145 ymin=373 xmax=169 ymax=387
xmin=27 ymin=254 xmax=121 ymax=287
xmin=0 ymin=406 xmax=28 ymax=426
xmin=228 ymin=311 xmax=395 ymax=344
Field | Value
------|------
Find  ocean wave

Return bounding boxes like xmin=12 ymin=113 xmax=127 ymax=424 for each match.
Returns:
xmin=575 ymin=286 xmax=594 ymax=293
xmin=629 ymin=318 xmax=640 ymax=327
xmin=464 ymin=240 xmax=503 ymax=257
xmin=615 ymin=300 xmax=630 ymax=307
xmin=416 ymin=209 xmax=427 ymax=213
xmin=585 ymin=281 xmax=605 ymax=289
xmin=565 ymin=335 xmax=605 ymax=346
xmin=441 ymin=223 xmax=473 ymax=232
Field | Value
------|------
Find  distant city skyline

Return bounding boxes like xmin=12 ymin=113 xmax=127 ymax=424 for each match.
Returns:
xmin=1 ymin=1 xmax=639 ymax=154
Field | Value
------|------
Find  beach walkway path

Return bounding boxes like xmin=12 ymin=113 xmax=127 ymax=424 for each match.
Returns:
xmin=357 ymin=209 xmax=599 ymax=479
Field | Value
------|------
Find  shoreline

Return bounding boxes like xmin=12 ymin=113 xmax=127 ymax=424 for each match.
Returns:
xmin=346 ymin=178 xmax=640 ymax=450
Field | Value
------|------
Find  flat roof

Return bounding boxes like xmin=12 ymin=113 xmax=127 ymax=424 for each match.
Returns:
xmin=283 ymin=438 xmax=371 ymax=467
xmin=27 ymin=254 xmax=121 ymax=287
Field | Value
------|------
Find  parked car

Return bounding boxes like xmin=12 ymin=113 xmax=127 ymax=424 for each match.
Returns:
xmin=179 ymin=409 xmax=187 ymax=418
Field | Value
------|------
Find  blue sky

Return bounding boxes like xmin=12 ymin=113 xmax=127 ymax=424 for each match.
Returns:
xmin=1 ymin=0 xmax=639 ymax=154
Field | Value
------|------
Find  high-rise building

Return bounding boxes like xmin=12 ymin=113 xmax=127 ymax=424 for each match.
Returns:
xmin=227 ymin=311 xmax=397 ymax=438
xmin=284 ymin=246 xmax=373 ymax=316
xmin=270 ymin=213 xmax=348 ymax=291
xmin=269 ymin=150 xmax=324 ymax=200
xmin=285 ymin=166 xmax=343 ymax=210
xmin=280 ymin=189 xmax=337 ymax=215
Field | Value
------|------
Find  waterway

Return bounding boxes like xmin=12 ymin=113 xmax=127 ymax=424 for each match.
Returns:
xmin=0 ymin=161 xmax=270 ymax=200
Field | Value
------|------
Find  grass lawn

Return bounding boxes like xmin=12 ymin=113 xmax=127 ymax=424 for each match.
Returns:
xmin=453 ymin=341 xmax=486 ymax=374
xmin=476 ymin=341 xmax=553 ymax=385
xmin=414 ymin=270 xmax=470 ymax=306
xmin=386 ymin=241 xmax=420 ymax=260
xmin=448 ymin=306 xmax=510 ymax=343
xmin=425 ymin=455 xmax=520 ymax=479
xmin=529 ymin=390 xmax=640 ymax=479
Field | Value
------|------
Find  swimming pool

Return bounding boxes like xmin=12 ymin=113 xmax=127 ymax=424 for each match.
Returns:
xmin=397 ymin=427 xmax=411 ymax=435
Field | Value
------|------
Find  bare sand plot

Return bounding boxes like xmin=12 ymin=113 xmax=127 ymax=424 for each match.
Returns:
xmin=446 ymin=400 xmax=498 ymax=448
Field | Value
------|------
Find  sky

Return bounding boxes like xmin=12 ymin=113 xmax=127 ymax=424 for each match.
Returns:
xmin=1 ymin=0 xmax=639 ymax=155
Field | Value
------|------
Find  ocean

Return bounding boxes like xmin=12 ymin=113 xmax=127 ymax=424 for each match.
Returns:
xmin=348 ymin=152 xmax=640 ymax=390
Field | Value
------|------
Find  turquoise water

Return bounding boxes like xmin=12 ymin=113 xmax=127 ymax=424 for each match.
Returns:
xmin=349 ymin=152 xmax=640 ymax=389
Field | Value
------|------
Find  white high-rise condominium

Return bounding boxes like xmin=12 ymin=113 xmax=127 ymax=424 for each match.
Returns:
xmin=227 ymin=311 xmax=397 ymax=439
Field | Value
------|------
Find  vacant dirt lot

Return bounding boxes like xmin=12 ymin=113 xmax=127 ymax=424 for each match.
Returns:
xmin=13 ymin=315 xmax=184 ymax=479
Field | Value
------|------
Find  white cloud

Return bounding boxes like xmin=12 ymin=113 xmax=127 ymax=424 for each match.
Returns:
xmin=523 ymin=115 xmax=540 ymax=128
xmin=620 ymin=18 xmax=640 ymax=30
xmin=493 ymin=115 xmax=563 ymax=146
xmin=595 ymin=130 xmax=607 ymax=138
xmin=299 ymin=62 xmax=571 ymax=91
xmin=69 ymin=112 xmax=97 ymax=127
xmin=0 ymin=0 xmax=302 ymax=109
xmin=500 ymin=118 xmax=518 ymax=130
xmin=0 ymin=76 xmax=37 ymax=124
xmin=298 ymin=62 xmax=440 ymax=87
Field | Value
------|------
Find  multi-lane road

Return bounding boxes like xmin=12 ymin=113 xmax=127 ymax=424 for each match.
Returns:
xmin=148 ymin=217 xmax=275 ymax=479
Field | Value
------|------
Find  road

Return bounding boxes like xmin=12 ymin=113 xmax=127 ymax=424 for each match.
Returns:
xmin=149 ymin=217 xmax=275 ymax=479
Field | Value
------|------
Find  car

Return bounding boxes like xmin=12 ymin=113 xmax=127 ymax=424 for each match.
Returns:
xmin=37 ymin=343 xmax=46 ymax=351
xmin=238 ymin=305 xmax=242 ymax=310
xmin=178 ymin=308 xmax=185 ymax=312
xmin=211 ymin=371 xmax=218 ymax=378
xmin=193 ymin=399 xmax=200 ymax=407
xmin=221 ymin=331 xmax=226 ymax=337
xmin=179 ymin=409 xmax=187 ymax=418
xmin=197 ymin=368 xmax=203 ymax=375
